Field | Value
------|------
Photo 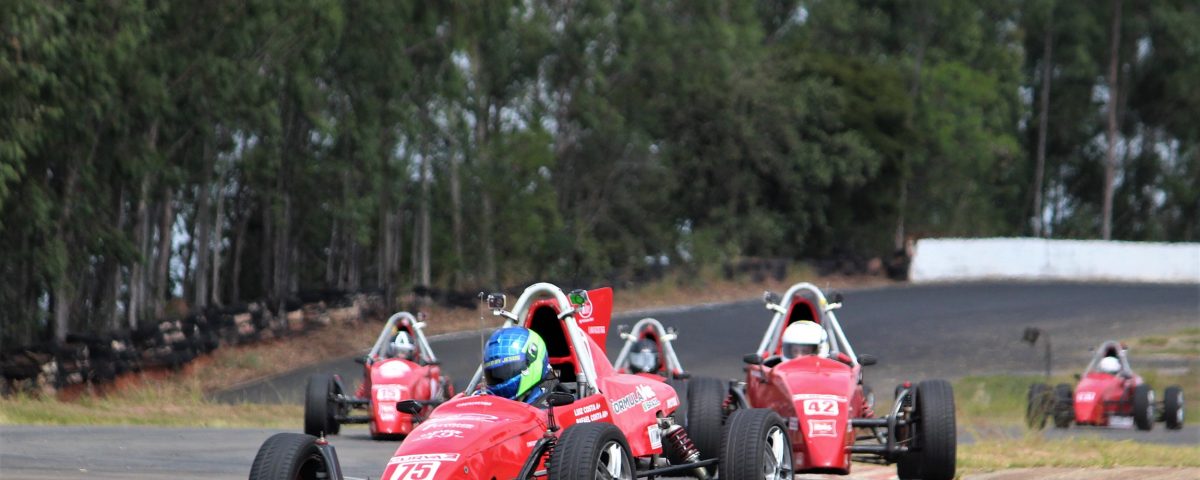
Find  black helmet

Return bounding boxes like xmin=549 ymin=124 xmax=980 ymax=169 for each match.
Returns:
xmin=628 ymin=339 xmax=661 ymax=374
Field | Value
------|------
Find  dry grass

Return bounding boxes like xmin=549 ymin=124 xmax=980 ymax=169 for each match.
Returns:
xmin=960 ymin=436 xmax=1200 ymax=471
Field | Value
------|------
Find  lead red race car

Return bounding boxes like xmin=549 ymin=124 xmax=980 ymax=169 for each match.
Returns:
xmin=251 ymin=283 xmax=790 ymax=480
xmin=1027 ymin=340 xmax=1185 ymax=431
xmin=721 ymin=283 xmax=957 ymax=480
xmin=303 ymin=311 xmax=452 ymax=439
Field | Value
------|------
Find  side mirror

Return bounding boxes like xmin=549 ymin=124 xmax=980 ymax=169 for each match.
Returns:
xmin=547 ymin=391 xmax=575 ymax=407
xmin=829 ymin=292 xmax=844 ymax=305
xmin=486 ymin=293 xmax=506 ymax=310
xmin=354 ymin=356 xmax=368 ymax=365
xmin=743 ymin=353 xmax=763 ymax=365
xmin=568 ymin=289 xmax=589 ymax=307
xmin=857 ymin=354 xmax=877 ymax=366
xmin=396 ymin=400 xmax=423 ymax=415
xmin=763 ymin=291 xmax=781 ymax=305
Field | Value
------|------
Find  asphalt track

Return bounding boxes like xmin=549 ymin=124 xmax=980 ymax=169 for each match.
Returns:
xmin=2 ymin=282 xmax=1198 ymax=480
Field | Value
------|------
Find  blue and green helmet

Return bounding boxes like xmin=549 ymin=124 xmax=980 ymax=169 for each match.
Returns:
xmin=483 ymin=327 xmax=550 ymax=400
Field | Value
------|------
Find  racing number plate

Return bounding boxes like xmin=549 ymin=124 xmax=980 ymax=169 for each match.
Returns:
xmin=389 ymin=461 xmax=440 ymax=480
xmin=803 ymin=399 xmax=839 ymax=416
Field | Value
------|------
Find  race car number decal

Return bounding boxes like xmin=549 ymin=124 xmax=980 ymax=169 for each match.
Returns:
xmin=803 ymin=399 xmax=838 ymax=416
xmin=1076 ymin=391 xmax=1096 ymax=402
xmin=389 ymin=461 xmax=440 ymax=480
xmin=375 ymin=386 xmax=403 ymax=401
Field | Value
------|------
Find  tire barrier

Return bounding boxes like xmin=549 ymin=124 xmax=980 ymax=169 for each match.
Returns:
xmin=0 ymin=291 xmax=385 ymax=399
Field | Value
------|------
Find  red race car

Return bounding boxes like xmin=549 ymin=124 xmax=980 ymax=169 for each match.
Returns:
xmin=251 ymin=283 xmax=790 ymax=480
xmin=1027 ymin=340 xmax=1185 ymax=431
xmin=612 ymin=317 xmax=687 ymax=381
xmin=723 ymin=283 xmax=956 ymax=480
xmin=303 ymin=311 xmax=452 ymax=439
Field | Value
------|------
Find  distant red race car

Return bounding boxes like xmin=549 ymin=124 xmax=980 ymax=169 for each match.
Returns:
xmin=612 ymin=317 xmax=687 ymax=381
xmin=724 ymin=283 xmax=957 ymax=480
xmin=303 ymin=311 xmax=452 ymax=439
xmin=1027 ymin=340 xmax=1185 ymax=431
xmin=252 ymin=283 xmax=788 ymax=480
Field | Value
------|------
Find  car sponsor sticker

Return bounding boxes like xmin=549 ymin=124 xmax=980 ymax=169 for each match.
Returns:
xmin=807 ymin=419 xmax=837 ymax=437
xmin=454 ymin=400 xmax=493 ymax=408
xmin=647 ymin=424 xmax=662 ymax=450
xmin=793 ymin=393 xmax=846 ymax=402
xmin=788 ymin=417 xmax=799 ymax=431
xmin=414 ymin=429 xmax=464 ymax=440
xmin=666 ymin=397 xmax=679 ymax=409
xmin=1076 ymin=391 xmax=1096 ymax=402
xmin=803 ymin=399 xmax=839 ymax=416
xmin=572 ymin=401 xmax=610 ymax=423
xmin=389 ymin=453 xmax=460 ymax=463
xmin=612 ymin=384 xmax=658 ymax=414
xmin=425 ymin=413 xmax=498 ymax=423
xmin=588 ymin=326 xmax=606 ymax=335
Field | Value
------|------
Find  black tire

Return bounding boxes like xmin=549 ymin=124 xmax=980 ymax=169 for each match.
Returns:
xmin=718 ymin=409 xmax=792 ymax=480
xmin=897 ymin=380 xmax=956 ymax=480
xmin=304 ymin=374 xmax=340 ymax=436
xmin=666 ymin=378 xmax=689 ymax=427
xmin=1163 ymin=385 xmax=1184 ymax=430
xmin=1025 ymin=383 xmax=1051 ymax=430
xmin=685 ymin=377 xmax=726 ymax=463
xmin=1052 ymin=383 xmax=1074 ymax=429
xmin=1133 ymin=384 xmax=1155 ymax=431
xmin=248 ymin=433 xmax=330 ymax=480
xmin=548 ymin=422 xmax=634 ymax=480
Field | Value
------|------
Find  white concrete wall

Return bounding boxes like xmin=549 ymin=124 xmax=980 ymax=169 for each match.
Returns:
xmin=910 ymin=238 xmax=1200 ymax=283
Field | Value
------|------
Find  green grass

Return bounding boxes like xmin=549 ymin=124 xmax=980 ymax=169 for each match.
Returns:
xmin=0 ymin=387 xmax=301 ymax=428
xmin=960 ymin=436 xmax=1200 ymax=470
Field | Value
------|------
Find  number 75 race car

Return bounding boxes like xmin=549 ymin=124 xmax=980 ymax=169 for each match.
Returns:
xmin=1027 ymin=340 xmax=1185 ymax=431
xmin=303 ymin=311 xmax=452 ymax=439
xmin=250 ymin=283 xmax=792 ymax=480
xmin=722 ymin=283 xmax=957 ymax=480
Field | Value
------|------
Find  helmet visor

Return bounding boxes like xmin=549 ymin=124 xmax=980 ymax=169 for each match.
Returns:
xmin=629 ymin=351 xmax=657 ymax=373
xmin=484 ymin=358 xmax=529 ymax=388
xmin=783 ymin=342 xmax=819 ymax=359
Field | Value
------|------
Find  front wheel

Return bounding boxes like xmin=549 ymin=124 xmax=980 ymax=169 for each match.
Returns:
xmin=1133 ymin=384 xmax=1155 ymax=431
xmin=897 ymin=379 xmax=956 ymax=480
xmin=718 ymin=409 xmax=792 ymax=480
xmin=1163 ymin=386 xmax=1184 ymax=430
xmin=548 ymin=422 xmax=634 ymax=480
xmin=1052 ymin=383 xmax=1074 ymax=429
xmin=1025 ymin=383 xmax=1051 ymax=430
xmin=304 ymin=374 xmax=341 ymax=436
xmin=685 ymin=377 xmax=727 ymax=463
xmin=249 ymin=433 xmax=332 ymax=480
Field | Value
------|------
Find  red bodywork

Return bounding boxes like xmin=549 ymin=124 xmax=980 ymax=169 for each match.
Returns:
xmin=745 ymin=294 xmax=871 ymax=474
xmin=379 ymin=287 xmax=682 ymax=480
xmin=354 ymin=321 xmax=450 ymax=437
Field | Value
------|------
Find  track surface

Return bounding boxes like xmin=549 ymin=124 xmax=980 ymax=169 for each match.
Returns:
xmin=2 ymin=282 xmax=1197 ymax=480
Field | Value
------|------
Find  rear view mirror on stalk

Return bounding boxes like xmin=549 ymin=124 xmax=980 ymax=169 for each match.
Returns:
xmin=486 ymin=293 xmax=506 ymax=310
xmin=743 ymin=353 xmax=764 ymax=365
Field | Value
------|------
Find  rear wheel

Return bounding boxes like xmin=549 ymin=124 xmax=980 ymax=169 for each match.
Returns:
xmin=1025 ymin=383 xmax=1051 ymax=430
xmin=248 ymin=433 xmax=330 ymax=480
xmin=1133 ymin=384 xmax=1155 ymax=431
xmin=897 ymin=380 xmax=956 ymax=480
xmin=1052 ymin=383 xmax=1074 ymax=429
xmin=1163 ymin=386 xmax=1184 ymax=430
xmin=685 ymin=377 xmax=726 ymax=463
xmin=548 ymin=422 xmax=634 ymax=480
xmin=666 ymin=378 xmax=689 ymax=426
xmin=304 ymin=374 xmax=340 ymax=436
xmin=718 ymin=409 xmax=792 ymax=480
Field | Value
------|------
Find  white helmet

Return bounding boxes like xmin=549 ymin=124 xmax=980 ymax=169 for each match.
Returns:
xmin=387 ymin=331 xmax=416 ymax=360
xmin=782 ymin=321 xmax=828 ymax=359
xmin=1097 ymin=356 xmax=1121 ymax=374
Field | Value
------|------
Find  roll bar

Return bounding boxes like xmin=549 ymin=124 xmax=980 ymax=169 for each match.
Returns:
xmin=368 ymin=312 xmax=438 ymax=365
xmin=755 ymin=282 xmax=858 ymax=366
xmin=465 ymin=283 xmax=600 ymax=397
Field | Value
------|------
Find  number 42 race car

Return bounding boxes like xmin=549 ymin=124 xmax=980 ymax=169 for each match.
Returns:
xmin=251 ymin=283 xmax=793 ymax=480
xmin=724 ymin=283 xmax=958 ymax=480
xmin=303 ymin=311 xmax=452 ymax=439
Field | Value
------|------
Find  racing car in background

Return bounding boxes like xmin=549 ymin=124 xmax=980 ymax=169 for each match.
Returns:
xmin=303 ymin=311 xmax=451 ymax=439
xmin=1027 ymin=340 xmax=1185 ymax=431
xmin=720 ymin=283 xmax=957 ymax=480
xmin=252 ymin=283 xmax=791 ymax=480
xmin=612 ymin=317 xmax=687 ymax=380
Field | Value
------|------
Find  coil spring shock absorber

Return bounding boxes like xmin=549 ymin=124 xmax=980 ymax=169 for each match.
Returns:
xmin=661 ymin=420 xmax=709 ymax=480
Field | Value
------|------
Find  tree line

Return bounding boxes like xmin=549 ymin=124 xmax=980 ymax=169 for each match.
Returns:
xmin=2 ymin=0 xmax=1197 ymax=347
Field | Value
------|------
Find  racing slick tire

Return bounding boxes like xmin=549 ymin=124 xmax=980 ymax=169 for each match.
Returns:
xmin=1133 ymin=384 xmax=1155 ymax=431
xmin=1052 ymin=383 xmax=1074 ymax=429
xmin=1025 ymin=383 xmax=1051 ymax=430
xmin=666 ymin=378 xmax=689 ymax=427
xmin=897 ymin=379 xmax=956 ymax=480
xmin=304 ymin=373 xmax=341 ymax=436
xmin=548 ymin=422 xmax=634 ymax=480
xmin=249 ymin=433 xmax=332 ymax=480
xmin=685 ymin=376 xmax=727 ymax=465
xmin=718 ymin=409 xmax=792 ymax=480
xmin=1163 ymin=385 xmax=1184 ymax=430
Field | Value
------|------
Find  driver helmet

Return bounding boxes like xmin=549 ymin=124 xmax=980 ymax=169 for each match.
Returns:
xmin=781 ymin=321 xmax=828 ymax=359
xmin=387 ymin=331 xmax=416 ymax=360
xmin=483 ymin=327 xmax=549 ymax=400
xmin=1098 ymin=356 xmax=1121 ymax=374
xmin=628 ymin=339 xmax=661 ymax=374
